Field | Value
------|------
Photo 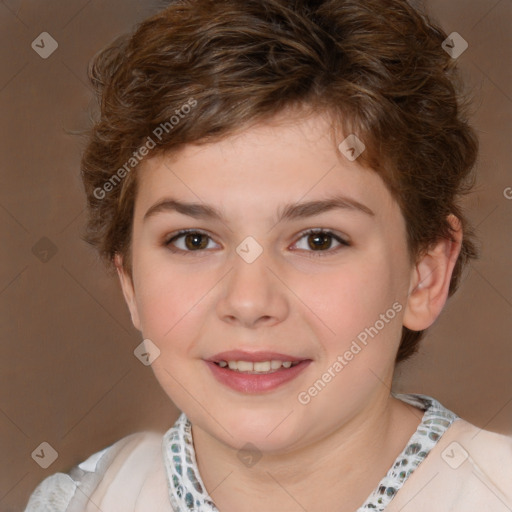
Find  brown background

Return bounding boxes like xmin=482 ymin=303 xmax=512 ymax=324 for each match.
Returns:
xmin=1 ymin=0 xmax=511 ymax=510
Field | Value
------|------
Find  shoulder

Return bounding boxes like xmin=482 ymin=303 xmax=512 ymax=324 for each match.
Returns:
xmin=450 ymin=418 xmax=512 ymax=492
xmin=23 ymin=472 xmax=77 ymax=512
xmin=24 ymin=432 xmax=164 ymax=512
xmin=389 ymin=416 xmax=512 ymax=511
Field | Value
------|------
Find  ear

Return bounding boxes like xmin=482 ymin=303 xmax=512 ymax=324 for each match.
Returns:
xmin=114 ymin=253 xmax=142 ymax=332
xmin=402 ymin=214 xmax=462 ymax=331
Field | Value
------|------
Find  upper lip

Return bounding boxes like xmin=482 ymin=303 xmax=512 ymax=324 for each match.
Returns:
xmin=205 ymin=350 xmax=310 ymax=363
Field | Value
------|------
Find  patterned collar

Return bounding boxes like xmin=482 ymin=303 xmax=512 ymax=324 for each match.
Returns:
xmin=162 ymin=393 xmax=458 ymax=511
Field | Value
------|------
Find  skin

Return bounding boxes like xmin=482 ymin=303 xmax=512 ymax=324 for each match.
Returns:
xmin=115 ymin=110 xmax=462 ymax=511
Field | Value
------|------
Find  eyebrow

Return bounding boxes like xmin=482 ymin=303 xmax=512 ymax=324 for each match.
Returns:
xmin=142 ymin=194 xmax=375 ymax=224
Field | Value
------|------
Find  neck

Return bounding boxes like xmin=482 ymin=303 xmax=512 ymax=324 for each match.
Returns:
xmin=190 ymin=393 xmax=423 ymax=512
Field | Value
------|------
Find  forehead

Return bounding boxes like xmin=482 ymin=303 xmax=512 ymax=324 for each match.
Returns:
xmin=133 ymin=112 xmax=398 ymax=223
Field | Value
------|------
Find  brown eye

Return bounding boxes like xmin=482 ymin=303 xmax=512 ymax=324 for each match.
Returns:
xmin=183 ymin=232 xmax=209 ymax=250
xmin=165 ymin=230 xmax=216 ymax=253
xmin=307 ymin=231 xmax=333 ymax=250
xmin=293 ymin=229 xmax=350 ymax=257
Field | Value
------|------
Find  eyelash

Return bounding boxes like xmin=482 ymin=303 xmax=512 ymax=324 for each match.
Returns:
xmin=163 ymin=228 xmax=351 ymax=258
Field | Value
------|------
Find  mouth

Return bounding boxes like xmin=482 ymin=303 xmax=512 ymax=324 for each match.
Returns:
xmin=212 ymin=359 xmax=303 ymax=374
xmin=205 ymin=350 xmax=311 ymax=375
xmin=205 ymin=358 xmax=312 ymax=393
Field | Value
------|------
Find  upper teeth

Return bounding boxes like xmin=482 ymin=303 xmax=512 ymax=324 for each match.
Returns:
xmin=218 ymin=360 xmax=297 ymax=372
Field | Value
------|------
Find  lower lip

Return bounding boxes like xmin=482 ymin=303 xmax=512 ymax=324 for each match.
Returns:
xmin=204 ymin=360 xmax=312 ymax=393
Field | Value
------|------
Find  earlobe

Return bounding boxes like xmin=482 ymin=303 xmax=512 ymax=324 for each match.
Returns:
xmin=114 ymin=254 xmax=142 ymax=332
xmin=402 ymin=215 xmax=462 ymax=332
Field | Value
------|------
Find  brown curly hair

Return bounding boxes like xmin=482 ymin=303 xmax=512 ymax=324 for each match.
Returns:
xmin=80 ymin=0 xmax=479 ymax=363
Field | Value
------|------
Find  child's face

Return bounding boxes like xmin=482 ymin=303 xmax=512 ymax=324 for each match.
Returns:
xmin=118 ymin=111 xmax=416 ymax=451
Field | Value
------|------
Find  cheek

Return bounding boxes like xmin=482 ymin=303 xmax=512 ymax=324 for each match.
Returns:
xmin=134 ymin=256 xmax=229 ymax=364
xmin=304 ymin=258 xmax=399 ymax=334
xmin=136 ymin=269 xmax=211 ymax=400
xmin=304 ymin=263 xmax=405 ymax=384
xmin=134 ymin=261 xmax=204 ymax=343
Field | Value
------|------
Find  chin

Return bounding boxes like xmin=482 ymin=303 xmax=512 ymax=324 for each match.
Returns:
xmin=217 ymin=410 xmax=302 ymax=451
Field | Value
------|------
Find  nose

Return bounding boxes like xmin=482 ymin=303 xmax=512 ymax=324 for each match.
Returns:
xmin=215 ymin=249 xmax=289 ymax=329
